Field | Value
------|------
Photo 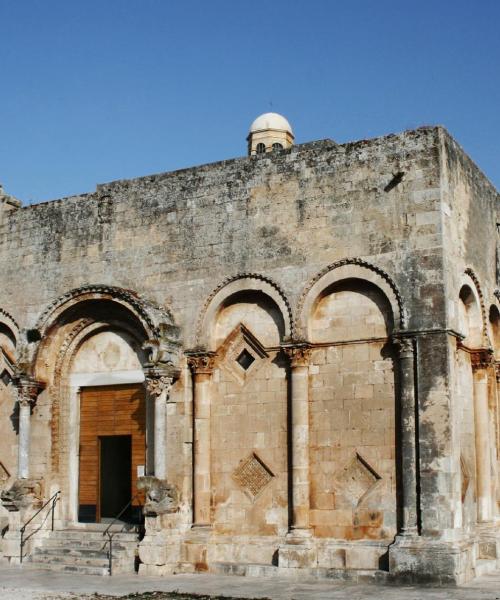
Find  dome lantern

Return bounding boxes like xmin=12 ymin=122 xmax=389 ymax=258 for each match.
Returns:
xmin=247 ymin=112 xmax=294 ymax=156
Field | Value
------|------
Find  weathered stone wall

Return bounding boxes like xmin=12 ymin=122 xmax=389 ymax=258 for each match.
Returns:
xmin=308 ymin=281 xmax=396 ymax=540
xmin=1 ymin=125 xmax=498 ymax=581
xmin=0 ymin=128 xmax=445 ymax=338
xmin=210 ymin=298 xmax=288 ymax=537
xmin=438 ymin=129 xmax=500 ymax=533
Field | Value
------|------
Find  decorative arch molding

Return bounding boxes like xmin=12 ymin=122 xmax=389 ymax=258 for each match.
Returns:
xmin=0 ymin=307 xmax=20 ymax=342
xmin=296 ymin=258 xmax=406 ymax=339
xmin=196 ymin=273 xmax=293 ymax=350
xmin=462 ymin=268 xmax=488 ymax=346
xmin=35 ymin=284 xmax=174 ymax=340
xmin=29 ymin=284 xmax=178 ymax=383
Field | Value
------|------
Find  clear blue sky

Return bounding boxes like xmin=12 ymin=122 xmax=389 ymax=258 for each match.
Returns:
xmin=1 ymin=0 xmax=499 ymax=204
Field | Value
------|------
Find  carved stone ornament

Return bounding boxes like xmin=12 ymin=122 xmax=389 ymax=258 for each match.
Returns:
xmin=232 ymin=453 xmax=274 ymax=501
xmin=186 ymin=352 xmax=216 ymax=375
xmin=35 ymin=283 xmax=175 ymax=341
xmin=282 ymin=344 xmax=312 ymax=368
xmin=470 ymin=349 xmax=494 ymax=371
xmin=218 ymin=324 xmax=268 ymax=386
xmin=392 ymin=336 xmax=415 ymax=359
xmin=136 ymin=476 xmax=178 ymax=516
xmin=145 ymin=375 xmax=174 ymax=398
xmin=495 ymin=362 xmax=500 ymax=383
xmin=0 ymin=478 xmax=42 ymax=512
xmin=143 ymin=323 xmax=181 ymax=368
xmin=11 ymin=374 xmax=44 ymax=408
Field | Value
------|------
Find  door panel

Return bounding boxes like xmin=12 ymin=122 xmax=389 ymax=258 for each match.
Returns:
xmin=78 ymin=384 xmax=145 ymax=523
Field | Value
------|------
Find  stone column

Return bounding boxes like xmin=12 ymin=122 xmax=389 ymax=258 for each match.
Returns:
xmin=283 ymin=344 xmax=312 ymax=533
xmin=494 ymin=363 xmax=500 ymax=517
xmin=394 ymin=336 xmax=419 ymax=535
xmin=471 ymin=350 xmax=494 ymax=523
xmin=187 ymin=352 xmax=215 ymax=527
xmin=13 ymin=375 xmax=43 ymax=480
xmin=145 ymin=371 xmax=176 ymax=480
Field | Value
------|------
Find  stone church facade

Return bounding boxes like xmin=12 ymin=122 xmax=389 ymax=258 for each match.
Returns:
xmin=0 ymin=114 xmax=498 ymax=583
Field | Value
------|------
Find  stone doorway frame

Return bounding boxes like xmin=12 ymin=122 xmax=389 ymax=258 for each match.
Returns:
xmin=67 ymin=370 xmax=146 ymax=525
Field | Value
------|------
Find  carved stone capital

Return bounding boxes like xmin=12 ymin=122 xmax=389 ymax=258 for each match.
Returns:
xmin=186 ymin=352 xmax=216 ymax=375
xmin=12 ymin=374 xmax=44 ymax=408
xmin=282 ymin=344 xmax=312 ymax=368
xmin=145 ymin=375 xmax=174 ymax=398
xmin=392 ymin=336 xmax=415 ymax=359
xmin=470 ymin=349 xmax=494 ymax=371
xmin=144 ymin=364 xmax=179 ymax=400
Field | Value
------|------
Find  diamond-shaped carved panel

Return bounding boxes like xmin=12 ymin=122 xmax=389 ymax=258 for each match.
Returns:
xmin=333 ymin=453 xmax=381 ymax=508
xmin=233 ymin=453 xmax=274 ymax=500
xmin=218 ymin=324 xmax=268 ymax=385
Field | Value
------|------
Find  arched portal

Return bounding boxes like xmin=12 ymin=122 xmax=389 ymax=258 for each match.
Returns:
xmin=32 ymin=287 xmax=174 ymax=525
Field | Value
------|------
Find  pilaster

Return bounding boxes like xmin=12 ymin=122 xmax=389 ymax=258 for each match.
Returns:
xmin=186 ymin=351 xmax=216 ymax=528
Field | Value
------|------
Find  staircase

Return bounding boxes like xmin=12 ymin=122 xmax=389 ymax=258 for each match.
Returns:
xmin=24 ymin=527 xmax=140 ymax=575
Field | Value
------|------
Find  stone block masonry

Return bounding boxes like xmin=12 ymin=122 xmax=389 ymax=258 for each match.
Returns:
xmin=0 ymin=121 xmax=498 ymax=584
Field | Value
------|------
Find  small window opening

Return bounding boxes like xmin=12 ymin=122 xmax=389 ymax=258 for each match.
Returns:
xmin=236 ymin=349 xmax=255 ymax=371
xmin=255 ymin=143 xmax=266 ymax=154
xmin=272 ymin=143 xmax=283 ymax=151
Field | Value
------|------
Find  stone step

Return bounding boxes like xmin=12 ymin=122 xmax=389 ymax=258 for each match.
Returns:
xmin=25 ymin=529 xmax=139 ymax=576
xmin=39 ymin=540 xmax=133 ymax=552
xmin=31 ymin=552 xmax=109 ymax=568
xmin=211 ymin=562 xmax=389 ymax=583
xmin=33 ymin=547 xmax=109 ymax=559
xmin=23 ymin=560 xmax=110 ymax=576
xmin=50 ymin=530 xmax=138 ymax=542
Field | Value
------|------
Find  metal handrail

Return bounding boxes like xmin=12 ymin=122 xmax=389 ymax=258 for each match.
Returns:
xmin=20 ymin=490 xmax=60 ymax=564
xmin=102 ymin=493 xmax=143 ymax=575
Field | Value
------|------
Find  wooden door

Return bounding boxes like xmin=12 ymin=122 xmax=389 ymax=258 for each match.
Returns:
xmin=78 ymin=384 xmax=146 ymax=523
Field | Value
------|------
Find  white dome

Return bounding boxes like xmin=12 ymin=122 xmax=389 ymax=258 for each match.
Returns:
xmin=249 ymin=112 xmax=293 ymax=135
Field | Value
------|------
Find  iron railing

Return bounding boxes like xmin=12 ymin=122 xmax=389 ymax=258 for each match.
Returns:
xmin=102 ymin=493 xmax=143 ymax=575
xmin=20 ymin=490 xmax=60 ymax=564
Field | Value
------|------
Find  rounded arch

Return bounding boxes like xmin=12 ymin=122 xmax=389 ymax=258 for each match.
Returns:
xmin=32 ymin=284 xmax=174 ymax=382
xmin=0 ymin=307 xmax=19 ymax=343
xmin=197 ymin=274 xmax=292 ymax=350
xmin=458 ymin=270 xmax=487 ymax=347
xmin=50 ymin=317 xmax=147 ymax=387
xmin=0 ymin=308 xmax=19 ymax=368
xmin=297 ymin=258 xmax=405 ymax=339
xmin=488 ymin=304 xmax=500 ymax=360
xmin=35 ymin=284 xmax=173 ymax=340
